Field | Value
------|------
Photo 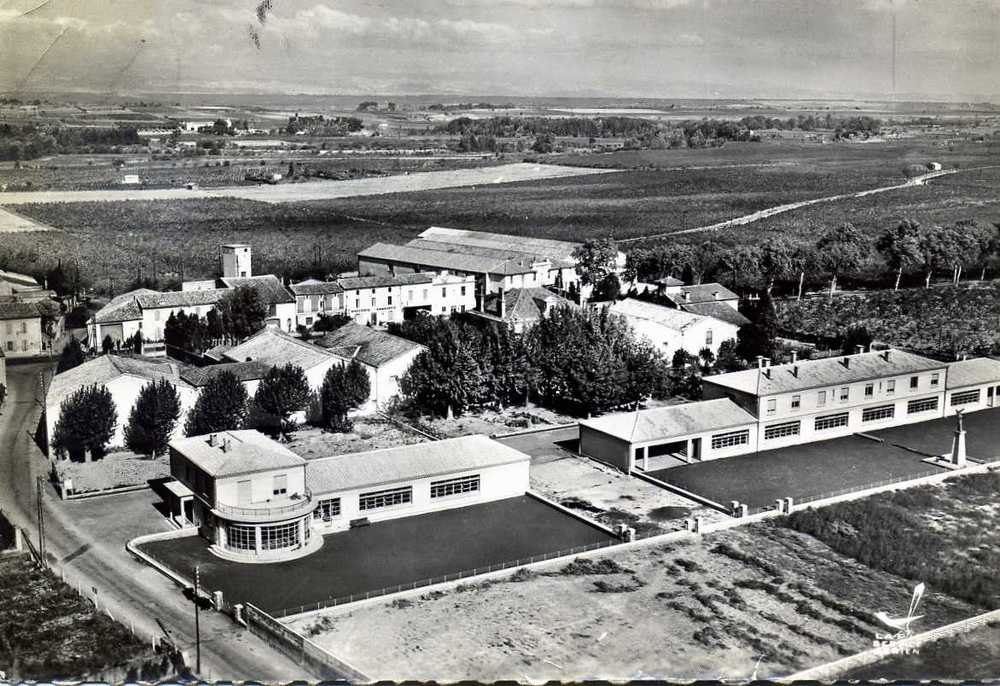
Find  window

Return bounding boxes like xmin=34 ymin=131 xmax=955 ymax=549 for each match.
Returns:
xmin=226 ymin=524 xmax=256 ymax=551
xmin=951 ymin=390 xmax=980 ymax=406
xmin=908 ymin=397 xmax=939 ymax=414
xmin=154 ymin=310 xmax=160 ymax=321
xmin=313 ymin=498 xmax=342 ymax=521
xmin=272 ymin=474 xmax=287 ymax=496
xmin=260 ymin=521 xmax=300 ymax=550
xmin=886 ymin=379 xmax=895 ymax=394
xmin=19 ymin=321 xmax=26 ymax=334
xmin=862 ymin=404 xmax=895 ymax=422
xmin=817 ymin=390 xmax=827 ymax=407
xmin=5 ymin=341 xmax=11 ymax=352
xmin=839 ymin=387 xmax=849 ymax=401
xmin=711 ymin=429 xmax=749 ymax=450
xmin=791 ymin=395 xmax=801 ymax=409
xmin=910 ymin=376 xmax=919 ymax=389
xmin=461 ymin=286 xmax=467 ymax=296
xmin=766 ymin=398 xmax=776 ymax=415
xmin=423 ymin=289 xmax=428 ymax=300
xmin=359 ymin=486 xmax=412 ymax=511
xmin=865 ymin=383 xmax=874 ymax=398
xmin=815 ymin=412 xmax=849 ymax=431
xmin=388 ymin=295 xmax=393 ymax=305
xmin=764 ymin=421 xmax=800 ymax=440
xmin=371 ymin=298 xmax=376 ymax=307
xmin=431 ymin=474 xmax=481 ymax=498
xmin=441 ymin=287 xmax=447 ymax=297
xmin=705 ymin=329 xmax=713 ymax=346
xmin=930 ymin=373 xmax=940 ymax=387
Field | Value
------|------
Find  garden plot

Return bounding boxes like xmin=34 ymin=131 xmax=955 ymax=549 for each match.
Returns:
xmin=290 ymin=525 xmax=975 ymax=682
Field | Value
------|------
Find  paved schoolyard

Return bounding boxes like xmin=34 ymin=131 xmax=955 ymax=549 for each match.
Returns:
xmin=868 ymin=407 xmax=1000 ymax=460
xmin=645 ymin=433 xmax=944 ymax=511
xmin=494 ymin=425 xmax=580 ymax=464
xmin=139 ymin=495 xmax=614 ymax=616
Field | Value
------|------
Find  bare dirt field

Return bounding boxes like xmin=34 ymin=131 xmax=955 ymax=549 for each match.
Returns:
xmin=0 ymin=163 xmax=615 ymax=205
xmin=0 ymin=206 xmax=54 ymax=233
xmin=289 ymin=524 xmax=975 ymax=681
xmin=55 ymin=450 xmax=168 ymax=493
xmin=417 ymin=405 xmax=577 ymax=439
xmin=285 ymin=417 xmax=427 ymax=458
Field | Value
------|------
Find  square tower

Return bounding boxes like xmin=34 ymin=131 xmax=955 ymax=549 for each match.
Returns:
xmin=221 ymin=244 xmax=252 ymax=278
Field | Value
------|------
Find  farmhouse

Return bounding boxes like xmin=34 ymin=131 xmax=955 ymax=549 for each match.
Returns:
xmin=45 ymin=355 xmax=198 ymax=458
xmin=221 ymin=328 xmax=341 ymax=393
xmin=166 ymin=431 xmax=531 ymax=562
xmin=663 ymin=283 xmax=742 ymax=313
xmin=87 ymin=288 xmax=157 ymax=350
xmin=312 ymin=322 xmax=425 ymax=409
xmin=0 ymin=299 xmax=64 ymax=359
xmin=471 ymin=286 xmax=576 ymax=333
xmin=608 ymin=298 xmax=740 ymax=359
xmin=180 ymin=360 xmax=271 ymax=398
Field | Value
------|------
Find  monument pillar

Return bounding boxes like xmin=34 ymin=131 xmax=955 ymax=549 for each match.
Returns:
xmin=950 ymin=410 xmax=967 ymax=467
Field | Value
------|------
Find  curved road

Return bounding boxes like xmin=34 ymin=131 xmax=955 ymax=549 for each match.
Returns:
xmin=620 ymin=165 xmax=1000 ymax=243
xmin=0 ymin=361 xmax=311 ymax=680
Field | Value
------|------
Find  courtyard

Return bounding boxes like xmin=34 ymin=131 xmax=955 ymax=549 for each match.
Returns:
xmin=867 ymin=407 xmax=1000 ymax=460
xmin=138 ymin=495 xmax=616 ymax=616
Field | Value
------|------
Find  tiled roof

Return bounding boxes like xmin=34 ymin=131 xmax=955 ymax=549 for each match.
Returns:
xmin=703 ymin=348 xmax=945 ymax=396
xmin=93 ymin=289 xmax=158 ymax=324
xmin=180 ymin=360 xmax=272 ymax=387
xmin=337 ymin=273 xmax=434 ymax=290
xmin=580 ymin=398 xmax=757 ymax=443
xmin=610 ymin=298 xmax=706 ymax=333
xmin=482 ymin=287 xmax=574 ymax=324
xmin=0 ymin=299 xmax=53 ymax=321
xmin=170 ymin=430 xmax=306 ymax=478
xmin=312 ymin=322 xmax=424 ymax=368
xmin=946 ymin=358 xmax=1000 ymax=390
xmin=47 ymin=355 xmax=191 ymax=407
xmin=417 ymin=226 xmax=581 ymax=260
xmin=289 ymin=279 xmax=345 ymax=296
xmin=136 ymin=289 xmax=229 ymax=310
xmin=679 ymin=301 xmax=750 ymax=327
xmin=359 ymin=242 xmax=536 ymax=275
xmin=655 ymin=275 xmax=685 ymax=287
xmin=406 ymin=238 xmax=573 ymax=270
xmin=0 ymin=269 xmax=42 ymax=289
xmin=307 ymin=434 xmax=529 ymax=494
xmin=666 ymin=283 xmax=739 ymax=305
xmin=219 ymin=275 xmax=295 ymax=305
xmin=222 ymin=328 xmax=336 ymax=370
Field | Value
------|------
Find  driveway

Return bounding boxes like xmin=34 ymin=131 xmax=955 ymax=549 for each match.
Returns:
xmin=494 ymin=425 xmax=580 ymax=464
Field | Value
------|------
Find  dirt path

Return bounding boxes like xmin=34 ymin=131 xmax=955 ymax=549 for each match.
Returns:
xmin=0 ymin=163 xmax=617 ymax=206
xmin=620 ymin=166 xmax=1000 ymax=242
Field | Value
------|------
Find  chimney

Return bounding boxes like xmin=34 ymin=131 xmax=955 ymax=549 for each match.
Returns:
xmin=790 ymin=350 xmax=798 ymax=364
xmin=499 ymin=288 xmax=506 ymax=319
xmin=792 ymin=365 xmax=799 ymax=378
xmin=842 ymin=356 xmax=850 ymax=368
xmin=683 ymin=291 xmax=691 ymax=302
xmin=221 ymin=438 xmax=230 ymax=453
xmin=763 ymin=367 xmax=771 ymax=379
xmin=208 ymin=433 xmax=217 ymax=447
xmin=756 ymin=356 xmax=765 ymax=369
xmin=712 ymin=291 xmax=719 ymax=301
xmin=855 ymin=344 xmax=865 ymax=355
xmin=883 ymin=350 xmax=892 ymax=362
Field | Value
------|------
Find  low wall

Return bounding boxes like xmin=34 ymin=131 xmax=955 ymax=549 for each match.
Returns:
xmin=632 ymin=469 xmax=730 ymax=513
xmin=126 ymin=527 xmax=201 ymax=589
xmin=492 ymin=421 xmax=578 ymax=439
xmin=525 ymin=489 xmax=618 ymax=536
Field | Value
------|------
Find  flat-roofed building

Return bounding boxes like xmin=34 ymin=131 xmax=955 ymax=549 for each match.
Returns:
xmin=167 ymin=431 xmax=531 ymax=562
xmin=579 ymin=398 xmax=758 ymax=472
xmin=944 ymin=357 xmax=1000 ymax=416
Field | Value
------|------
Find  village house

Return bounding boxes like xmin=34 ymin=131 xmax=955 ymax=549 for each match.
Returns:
xmin=608 ymin=298 xmax=741 ymax=360
xmin=470 ymin=286 xmax=576 ymax=333
xmin=220 ymin=327 xmax=341 ymax=395
xmin=0 ymin=299 xmax=64 ymax=359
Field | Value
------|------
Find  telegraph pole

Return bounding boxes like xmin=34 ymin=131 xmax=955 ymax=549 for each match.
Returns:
xmin=35 ymin=475 xmax=46 ymax=561
xmin=193 ymin=565 xmax=201 ymax=675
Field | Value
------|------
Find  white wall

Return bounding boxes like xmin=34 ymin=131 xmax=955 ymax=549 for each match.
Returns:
xmin=216 ymin=464 xmax=308 ymax=507
xmin=944 ymin=382 xmax=1000 ymax=416
xmin=372 ymin=346 xmax=423 ymax=408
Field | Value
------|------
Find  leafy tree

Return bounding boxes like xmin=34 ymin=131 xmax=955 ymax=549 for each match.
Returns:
xmin=319 ymin=359 xmax=371 ymax=432
xmin=841 ymin=326 xmax=874 ymax=356
xmin=51 ymin=384 xmax=117 ymax=461
xmin=400 ymin=323 xmax=484 ymax=418
xmin=815 ymin=223 xmax=870 ymax=296
xmin=184 ymin=371 xmax=249 ymax=436
xmin=714 ymin=339 xmax=744 ymax=372
xmin=57 ymin=337 xmax=86 ymax=373
xmin=698 ymin=347 xmax=716 ymax=372
xmin=216 ymin=285 xmax=267 ymax=342
xmin=572 ymin=237 xmax=620 ymax=298
xmin=758 ymin=238 xmax=794 ymax=294
xmin=531 ymin=132 xmax=556 ymax=153
xmin=254 ymin=363 xmax=310 ymax=435
xmin=736 ymin=292 xmax=779 ymax=362
xmin=876 ymin=219 xmax=923 ymax=290
xmin=312 ymin=312 xmax=353 ymax=332
xmin=672 ymin=349 xmax=691 ymax=369
xmin=124 ymin=378 xmax=181 ymax=457
xmin=687 ymin=240 xmax=721 ymax=285
xmin=479 ymin=324 xmax=535 ymax=408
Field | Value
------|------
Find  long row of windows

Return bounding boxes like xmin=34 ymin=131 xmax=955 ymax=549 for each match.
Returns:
xmin=767 ymin=373 xmax=943 ymax=414
xmin=260 ymin=521 xmax=300 ymax=550
xmin=711 ymin=429 xmax=749 ymax=450
xmin=814 ymin=412 xmax=849 ymax=431
xmin=908 ymin=397 xmax=939 ymax=414
xmin=862 ymin=404 xmax=895 ymax=422
xmin=951 ymin=390 xmax=981 ymax=406
xmin=227 ymin=523 xmax=256 ymax=551
xmin=359 ymin=486 xmax=413 ymax=511
xmin=314 ymin=497 xmax=342 ymax=521
xmin=430 ymin=475 xmax=480 ymax=498
xmin=764 ymin=421 xmax=800 ymax=440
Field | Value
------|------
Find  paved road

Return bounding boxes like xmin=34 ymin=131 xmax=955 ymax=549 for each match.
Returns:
xmin=493 ymin=425 xmax=580 ymax=464
xmin=0 ymin=361 xmax=311 ymax=680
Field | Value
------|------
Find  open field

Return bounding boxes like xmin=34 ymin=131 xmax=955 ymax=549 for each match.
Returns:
xmin=285 ymin=417 xmax=427 ymax=458
xmin=0 ymin=553 xmax=152 ymax=680
xmin=289 ymin=524 xmax=975 ymax=681
xmin=55 ymin=450 xmax=169 ymax=493
xmin=0 ymin=206 xmax=53 ymax=233
xmin=645 ymin=431 xmax=946 ymax=511
xmin=139 ymin=495 xmax=614 ymax=616
xmin=0 ymin=163 xmax=615 ymax=205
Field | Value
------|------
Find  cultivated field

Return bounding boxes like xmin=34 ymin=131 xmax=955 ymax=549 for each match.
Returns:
xmin=0 ymin=206 xmax=53 ymax=233
xmin=290 ymin=525 xmax=975 ymax=681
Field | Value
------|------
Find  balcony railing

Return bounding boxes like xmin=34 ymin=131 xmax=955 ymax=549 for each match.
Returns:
xmin=212 ymin=488 xmax=314 ymax=521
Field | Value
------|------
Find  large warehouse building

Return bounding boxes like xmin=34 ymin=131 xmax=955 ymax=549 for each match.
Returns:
xmin=167 ymin=431 xmax=531 ymax=562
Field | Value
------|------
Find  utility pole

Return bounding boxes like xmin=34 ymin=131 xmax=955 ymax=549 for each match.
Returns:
xmin=36 ymin=475 xmax=46 ymax=562
xmin=193 ymin=565 xmax=201 ymax=675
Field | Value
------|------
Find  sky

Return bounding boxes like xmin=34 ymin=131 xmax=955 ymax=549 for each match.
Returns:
xmin=0 ymin=0 xmax=998 ymax=100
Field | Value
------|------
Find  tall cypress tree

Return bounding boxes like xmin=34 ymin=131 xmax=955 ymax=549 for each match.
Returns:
xmin=124 ymin=378 xmax=182 ymax=457
xmin=184 ymin=371 xmax=249 ymax=436
xmin=52 ymin=384 xmax=118 ymax=461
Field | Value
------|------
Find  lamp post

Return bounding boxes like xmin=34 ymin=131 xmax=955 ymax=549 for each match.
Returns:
xmin=193 ymin=565 xmax=201 ymax=675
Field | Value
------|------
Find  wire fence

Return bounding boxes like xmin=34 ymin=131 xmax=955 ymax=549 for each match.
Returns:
xmin=270 ymin=537 xmax=620 ymax=618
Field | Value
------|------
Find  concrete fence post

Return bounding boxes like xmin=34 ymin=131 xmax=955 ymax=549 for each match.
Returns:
xmin=684 ymin=518 xmax=693 ymax=532
xmin=775 ymin=499 xmax=785 ymax=513
xmin=213 ymin=590 xmax=224 ymax=611
xmin=739 ymin=504 xmax=749 ymax=518
xmin=13 ymin=526 xmax=23 ymax=552
xmin=785 ymin=497 xmax=794 ymax=513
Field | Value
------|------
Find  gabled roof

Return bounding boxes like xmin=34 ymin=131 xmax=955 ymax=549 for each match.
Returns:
xmin=482 ymin=287 xmax=575 ymax=324
xmin=359 ymin=242 xmax=537 ymax=276
xmin=47 ymin=355 xmax=191 ymax=406
xmin=312 ymin=322 xmax=424 ymax=368
xmin=610 ymin=298 xmax=706 ymax=333
xmin=703 ymin=348 xmax=945 ymax=396
xmin=93 ymin=289 xmax=158 ymax=324
xmin=946 ymin=358 xmax=1000 ymax=390
xmin=417 ymin=226 xmax=581 ymax=260
xmin=679 ymin=301 xmax=750 ymax=327
xmin=337 ymin=273 xmax=435 ymax=291
xmin=306 ymin=434 xmax=529 ymax=494
xmin=580 ymin=398 xmax=757 ymax=443
xmin=180 ymin=360 xmax=272 ymax=387
xmin=289 ymin=279 xmax=345 ymax=296
xmin=405 ymin=239 xmax=573 ymax=270
xmin=170 ymin=430 xmax=306 ymax=478
xmin=219 ymin=274 xmax=295 ymax=305
xmin=0 ymin=300 xmax=49 ymax=320
xmin=222 ymin=327 xmax=336 ymax=370
xmin=665 ymin=283 xmax=739 ymax=306
xmin=136 ymin=289 xmax=229 ymax=310
xmin=655 ymin=275 xmax=685 ymax=287
xmin=0 ymin=269 xmax=42 ymax=290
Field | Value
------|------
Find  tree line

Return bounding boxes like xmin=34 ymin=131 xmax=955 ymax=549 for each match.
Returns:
xmin=0 ymin=123 xmax=142 ymax=161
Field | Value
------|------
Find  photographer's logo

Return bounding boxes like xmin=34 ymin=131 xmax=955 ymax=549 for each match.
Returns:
xmin=872 ymin=582 xmax=924 ymax=654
